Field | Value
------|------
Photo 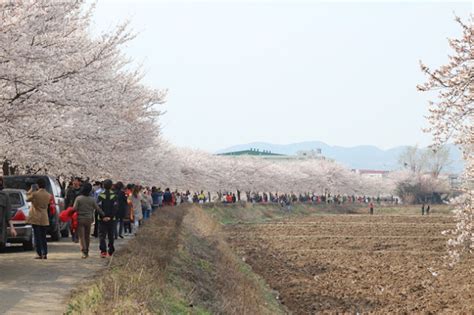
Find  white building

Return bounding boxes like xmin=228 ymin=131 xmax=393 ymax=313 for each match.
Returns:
xmin=353 ymin=169 xmax=390 ymax=179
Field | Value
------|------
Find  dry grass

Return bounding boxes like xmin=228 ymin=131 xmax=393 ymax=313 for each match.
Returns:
xmin=182 ymin=206 xmax=284 ymax=315
xmin=66 ymin=205 xmax=283 ymax=314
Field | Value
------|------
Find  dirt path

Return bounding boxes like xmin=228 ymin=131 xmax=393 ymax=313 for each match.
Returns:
xmin=0 ymin=236 xmax=131 ymax=315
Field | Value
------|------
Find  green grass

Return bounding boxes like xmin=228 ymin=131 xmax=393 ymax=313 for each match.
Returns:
xmin=156 ymin=289 xmax=212 ymax=315
xmin=198 ymin=258 xmax=212 ymax=272
xmin=66 ymin=284 xmax=104 ymax=315
xmin=202 ymin=202 xmax=455 ymax=225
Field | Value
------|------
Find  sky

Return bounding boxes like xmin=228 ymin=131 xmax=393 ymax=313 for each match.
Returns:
xmin=89 ymin=0 xmax=472 ymax=152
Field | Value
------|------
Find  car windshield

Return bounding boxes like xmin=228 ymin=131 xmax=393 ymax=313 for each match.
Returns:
xmin=4 ymin=176 xmax=53 ymax=195
xmin=7 ymin=192 xmax=24 ymax=208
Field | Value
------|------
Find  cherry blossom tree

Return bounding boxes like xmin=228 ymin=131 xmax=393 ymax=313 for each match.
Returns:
xmin=0 ymin=0 xmax=166 ymax=179
xmin=418 ymin=14 xmax=473 ymax=264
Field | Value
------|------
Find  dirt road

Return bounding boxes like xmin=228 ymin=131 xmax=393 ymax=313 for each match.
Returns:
xmin=0 ymin=236 xmax=131 ymax=315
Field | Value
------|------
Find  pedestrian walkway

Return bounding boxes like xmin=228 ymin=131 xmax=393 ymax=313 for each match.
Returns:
xmin=0 ymin=236 xmax=132 ymax=315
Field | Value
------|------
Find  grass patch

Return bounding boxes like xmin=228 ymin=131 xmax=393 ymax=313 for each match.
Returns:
xmin=66 ymin=284 xmax=104 ymax=315
xmin=67 ymin=205 xmax=285 ymax=314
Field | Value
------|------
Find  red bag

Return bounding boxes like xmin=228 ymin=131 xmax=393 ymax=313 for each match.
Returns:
xmin=71 ymin=212 xmax=78 ymax=232
xmin=59 ymin=207 xmax=75 ymax=223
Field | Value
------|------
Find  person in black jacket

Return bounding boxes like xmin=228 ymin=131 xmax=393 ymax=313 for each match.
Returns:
xmin=98 ymin=179 xmax=118 ymax=257
xmin=65 ymin=177 xmax=83 ymax=242
xmin=65 ymin=177 xmax=82 ymax=208
xmin=114 ymin=181 xmax=127 ymax=239
xmin=163 ymin=188 xmax=173 ymax=206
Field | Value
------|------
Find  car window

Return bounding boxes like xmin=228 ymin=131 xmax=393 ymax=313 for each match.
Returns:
xmin=4 ymin=176 xmax=53 ymax=195
xmin=8 ymin=192 xmax=24 ymax=208
xmin=50 ymin=178 xmax=62 ymax=197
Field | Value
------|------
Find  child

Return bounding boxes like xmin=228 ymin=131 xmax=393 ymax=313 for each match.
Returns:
xmin=59 ymin=207 xmax=78 ymax=242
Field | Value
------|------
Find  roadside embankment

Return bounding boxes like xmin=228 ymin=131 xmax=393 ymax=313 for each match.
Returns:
xmin=66 ymin=205 xmax=284 ymax=314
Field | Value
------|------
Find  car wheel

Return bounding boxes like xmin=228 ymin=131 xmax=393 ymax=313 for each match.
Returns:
xmin=50 ymin=225 xmax=61 ymax=241
xmin=0 ymin=242 xmax=5 ymax=253
xmin=60 ymin=221 xmax=70 ymax=238
xmin=61 ymin=229 xmax=69 ymax=238
xmin=23 ymin=238 xmax=34 ymax=251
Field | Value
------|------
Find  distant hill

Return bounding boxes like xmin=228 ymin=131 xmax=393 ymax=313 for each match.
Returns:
xmin=216 ymin=141 xmax=464 ymax=173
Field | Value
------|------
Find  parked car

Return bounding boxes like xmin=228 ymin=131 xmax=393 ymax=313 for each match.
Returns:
xmin=3 ymin=175 xmax=65 ymax=241
xmin=0 ymin=190 xmax=12 ymax=251
xmin=3 ymin=189 xmax=33 ymax=250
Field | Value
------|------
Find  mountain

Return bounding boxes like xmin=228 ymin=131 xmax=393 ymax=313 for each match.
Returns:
xmin=216 ymin=141 xmax=464 ymax=173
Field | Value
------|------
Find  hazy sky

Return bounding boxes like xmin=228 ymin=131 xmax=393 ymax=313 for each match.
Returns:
xmin=90 ymin=1 xmax=472 ymax=152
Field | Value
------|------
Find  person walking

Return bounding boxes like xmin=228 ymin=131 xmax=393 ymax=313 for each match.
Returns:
xmin=26 ymin=178 xmax=51 ymax=259
xmin=141 ymin=188 xmax=152 ymax=220
xmin=123 ymin=203 xmax=133 ymax=235
xmin=426 ymin=204 xmax=431 ymax=215
xmin=91 ymin=181 xmax=104 ymax=238
xmin=369 ymin=202 xmax=374 ymax=215
xmin=115 ymin=182 xmax=127 ymax=239
xmin=92 ymin=181 xmax=104 ymax=238
xmin=65 ymin=177 xmax=82 ymax=241
xmin=163 ymin=188 xmax=172 ymax=206
xmin=157 ymin=187 xmax=163 ymax=207
xmin=421 ymin=203 xmax=425 ymax=216
xmin=98 ymin=179 xmax=118 ymax=258
xmin=198 ymin=191 xmax=206 ymax=204
xmin=65 ymin=177 xmax=82 ymax=208
xmin=73 ymin=183 xmax=105 ymax=258
xmin=128 ymin=186 xmax=143 ymax=234
xmin=151 ymin=187 xmax=160 ymax=212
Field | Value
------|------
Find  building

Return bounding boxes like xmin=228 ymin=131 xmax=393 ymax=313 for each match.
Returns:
xmin=296 ymin=149 xmax=324 ymax=159
xmin=218 ymin=148 xmax=284 ymax=157
xmin=217 ymin=148 xmax=329 ymax=161
xmin=353 ymin=169 xmax=390 ymax=179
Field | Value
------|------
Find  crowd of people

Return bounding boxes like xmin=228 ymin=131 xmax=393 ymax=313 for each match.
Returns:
xmin=1 ymin=175 xmax=412 ymax=260
xmin=243 ymin=192 xmax=400 ymax=205
xmin=10 ymin=177 xmax=180 ymax=260
xmin=60 ymin=178 xmax=177 ymax=259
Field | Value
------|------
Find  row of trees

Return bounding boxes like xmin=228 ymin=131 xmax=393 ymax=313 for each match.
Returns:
xmin=157 ymin=146 xmax=396 ymax=196
xmin=0 ymin=1 xmax=395 ymax=197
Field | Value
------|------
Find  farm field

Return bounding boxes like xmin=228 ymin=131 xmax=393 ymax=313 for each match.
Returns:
xmin=225 ymin=212 xmax=474 ymax=314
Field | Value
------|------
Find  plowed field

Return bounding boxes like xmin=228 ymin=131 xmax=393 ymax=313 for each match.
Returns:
xmin=226 ymin=214 xmax=473 ymax=314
